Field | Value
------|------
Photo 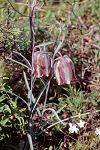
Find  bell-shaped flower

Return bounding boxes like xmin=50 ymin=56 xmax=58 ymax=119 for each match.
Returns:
xmin=33 ymin=51 xmax=52 ymax=78
xmin=54 ymin=55 xmax=76 ymax=85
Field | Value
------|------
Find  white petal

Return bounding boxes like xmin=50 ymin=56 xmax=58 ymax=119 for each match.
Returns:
xmin=69 ymin=127 xmax=74 ymax=133
xmin=77 ymin=120 xmax=85 ymax=128
xmin=95 ymin=128 xmax=100 ymax=136
xmin=69 ymin=123 xmax=73 ymax=127
xmin=69 ymin=123 xmax=79 ymax=134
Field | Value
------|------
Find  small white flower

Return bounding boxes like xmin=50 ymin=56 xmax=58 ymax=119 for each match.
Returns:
xmin=69 ymin=123 xmax=79 ymax=134
xmin=77 ymin=119 xmax=86 ymax=128
xmin=95 ymin=128 xmax=100 ymax=136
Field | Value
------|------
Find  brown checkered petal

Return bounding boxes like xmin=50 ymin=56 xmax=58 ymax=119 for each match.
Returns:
xmin=54 ymin=55 xmax=75 ymax=85
xmin=33 ymin=51 xmax=52 ymax=78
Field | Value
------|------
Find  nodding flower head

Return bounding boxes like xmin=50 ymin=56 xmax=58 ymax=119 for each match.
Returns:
xmin=54 ymin=55 xmax=76 ymax=85
xmin=32 ymin=51 xmax=52 ymax=78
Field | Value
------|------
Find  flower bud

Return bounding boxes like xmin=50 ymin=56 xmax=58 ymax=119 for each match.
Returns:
xmin=33 ymin=51 xmax=52 ymax=78
xmin=54 ymin=55 xmax=76 ymax=85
